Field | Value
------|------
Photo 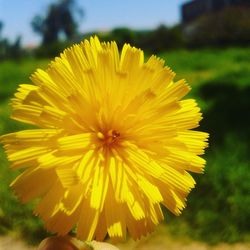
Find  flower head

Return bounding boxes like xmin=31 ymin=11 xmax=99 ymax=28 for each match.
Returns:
xmin=1 ymin=37 xmax=208 ymax=241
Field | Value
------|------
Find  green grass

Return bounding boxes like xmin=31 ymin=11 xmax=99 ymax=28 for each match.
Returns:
xmin=161 ymin=47 xmax=250 ymax=86
xmin=0 ymin=59 xmax=49 ymax=243
xmin=161 ymin=47 xmax=250 ymax=243
xmin=0 ymin=59 xmax=48 ymax=100
xmin=0 ymin=47 xmax=250 ymax=244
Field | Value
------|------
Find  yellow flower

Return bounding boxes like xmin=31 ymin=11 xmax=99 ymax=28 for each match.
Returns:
xmin=1 ymin=36 xmax=208 ymax=241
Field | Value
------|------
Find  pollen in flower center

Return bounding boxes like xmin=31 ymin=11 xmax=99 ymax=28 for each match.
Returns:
xmin=97 ymin=129 xmax=120 ymax=146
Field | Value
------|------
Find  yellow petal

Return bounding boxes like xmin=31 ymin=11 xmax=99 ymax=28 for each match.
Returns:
xmin=77 ymin=197 xmax=100 ymax=240
xmin=58 ymin=133 xmax=92 ymax=152
xmin=11 ymin=168 xmax=56 ymax=202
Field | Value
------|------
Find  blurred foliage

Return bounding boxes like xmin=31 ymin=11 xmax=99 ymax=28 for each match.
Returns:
xmin=1 ymin=5 xmax=250 ymax=58
xmin=33 ymin=40 xmax=73 ymax=58
xmin=0 ymin=47 xmax=250 ymax=244
xmin=97 ymin=25 xmax=185 ymax=54
xmin=84 ymin=6 xmax=250 ymax=55
xmin=0 ymin=21 xmax=23 ymax=60
xmin=186 ymin=6 xmax=250 ymax=47
xmin=0 ymin=60 xmax=50 ymax=244
xmin=0 ymin=59 xmax=48 ymax=100
xmin=31 ymin=0 xmax=83 ymax=46
xmin=161 ymin=48 xmax=250 ymax=243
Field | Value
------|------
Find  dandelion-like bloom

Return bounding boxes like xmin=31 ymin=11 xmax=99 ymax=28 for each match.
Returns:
xmin=1 ymin=37 xmax=208 ymax=241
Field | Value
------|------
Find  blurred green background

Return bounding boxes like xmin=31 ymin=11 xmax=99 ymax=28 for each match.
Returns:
xmin=0 ymin=0 xmax=250 ymax=248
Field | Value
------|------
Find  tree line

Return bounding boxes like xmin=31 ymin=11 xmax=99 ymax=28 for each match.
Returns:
xmin=0 ymin=0 xmax=250 ymax=59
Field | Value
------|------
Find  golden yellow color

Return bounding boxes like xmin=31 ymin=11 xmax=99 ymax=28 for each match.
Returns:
xmin=1 ymin=37 xmax=209 ymax=241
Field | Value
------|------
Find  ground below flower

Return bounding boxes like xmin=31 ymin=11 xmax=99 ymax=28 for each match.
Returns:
xmin=0 ymin=227 xmax=249 ymax=250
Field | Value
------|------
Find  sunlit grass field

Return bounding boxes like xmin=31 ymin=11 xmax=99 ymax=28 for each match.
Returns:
xmin=0 ymin=47 xmax=250 ymax=244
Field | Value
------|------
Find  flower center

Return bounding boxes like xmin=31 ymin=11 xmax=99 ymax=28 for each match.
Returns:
xmin=97 ymin=129 xmax=120 ymax=146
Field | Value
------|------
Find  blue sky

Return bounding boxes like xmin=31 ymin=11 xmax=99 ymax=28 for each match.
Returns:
xmin=0 ymin=0 xmax=187 ymax=46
